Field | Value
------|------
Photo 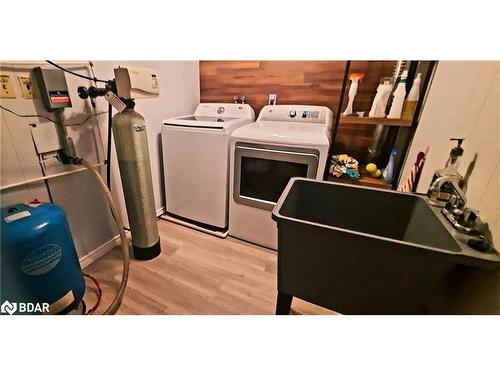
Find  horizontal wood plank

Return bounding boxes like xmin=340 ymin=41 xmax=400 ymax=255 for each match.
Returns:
xmin=339 ymin=116 xmax=412 ymax=127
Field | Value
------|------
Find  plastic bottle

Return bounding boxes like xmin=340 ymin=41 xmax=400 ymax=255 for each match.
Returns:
xmin=368 ymin=77 xmax=393 ymax=118
xmin=402 ymin=73 xmax=421 ymax=120
xmin=342 ymin=73 xmax=364 ymax=116
xmin=430 ymin=138 xmax=466 ymax=190
xmin=382 ymin=148 xmax=398 ymax=183
xmin=387 ymin=70 xmax=408 ymax=119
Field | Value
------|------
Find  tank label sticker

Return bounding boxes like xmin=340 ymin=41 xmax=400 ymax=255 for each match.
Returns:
xmin=4 ymin=210 xmax=31 ymax=223
xmin=133 ymin=124 xmax=146 ymax=132
xmin=21 ymin=244 xmax=63 ymax=276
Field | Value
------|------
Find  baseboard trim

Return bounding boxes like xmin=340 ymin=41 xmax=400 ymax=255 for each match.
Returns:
xmin=79 ymin=235 xmax=121 ymax=269
xmin=79 ymin=207 xmax=164 ymax=269
xmin=161 ymin=213 xmax=229 ymax=238
xmin=156 ymin=206 xmax=166 ymax=217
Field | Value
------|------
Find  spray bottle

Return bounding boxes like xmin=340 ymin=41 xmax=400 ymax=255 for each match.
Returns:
xmin=342 ymin=73 xmax=365 ymax=116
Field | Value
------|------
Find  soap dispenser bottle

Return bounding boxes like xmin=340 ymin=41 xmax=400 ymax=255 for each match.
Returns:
xmin=431 ymin=138 xmax=466 ymax=190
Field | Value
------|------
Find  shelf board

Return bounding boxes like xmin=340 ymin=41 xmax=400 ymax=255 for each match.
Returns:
xmin=328 ymin=168 xmax=392 ymax=190
xmin=339 ymin=116 xmax=412 ymax=127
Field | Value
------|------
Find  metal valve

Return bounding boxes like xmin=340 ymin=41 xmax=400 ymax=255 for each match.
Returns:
xmin=77 ymin=86 xmax=109 ymax=99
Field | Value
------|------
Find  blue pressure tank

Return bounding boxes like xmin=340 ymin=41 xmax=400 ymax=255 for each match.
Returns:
xmin=1 ymin=201 xmax=85 ymax=315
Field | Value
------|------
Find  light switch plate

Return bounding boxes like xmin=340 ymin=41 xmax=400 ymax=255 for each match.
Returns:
xmin=17 ymin=75 xmax=33 ymax=98
xmin=0 ymin=73 xmax=16 ymax=98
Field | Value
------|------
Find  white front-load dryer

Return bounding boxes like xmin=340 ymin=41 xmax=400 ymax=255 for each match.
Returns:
xmin=162 ymin=103 xmax=255 ymax=237
xmin=229 ymin=105 xmax=333 ymax=249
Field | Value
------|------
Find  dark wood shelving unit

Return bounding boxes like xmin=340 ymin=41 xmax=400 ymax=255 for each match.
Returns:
xmin=327 ymin=60 xmax=437 ymax=190
xmin=339 ymin=116 xmax=412 ymax=127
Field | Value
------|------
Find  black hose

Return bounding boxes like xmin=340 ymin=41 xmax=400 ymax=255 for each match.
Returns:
xmin=106 ymin=103 xmax=113 ymax=190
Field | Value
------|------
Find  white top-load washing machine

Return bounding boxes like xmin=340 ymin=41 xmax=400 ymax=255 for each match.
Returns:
xmin=229 ymin=105 xmax=333 ymax=249
xmin=162 ymin=103 xmax=255 ymax=237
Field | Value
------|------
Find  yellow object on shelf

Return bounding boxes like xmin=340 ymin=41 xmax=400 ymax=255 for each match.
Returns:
xmin=365 ymin=163 xmax=377 ymax=173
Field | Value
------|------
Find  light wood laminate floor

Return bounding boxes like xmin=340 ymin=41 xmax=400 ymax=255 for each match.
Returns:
xmin=83 ymin=219 xmax=334 ymax=315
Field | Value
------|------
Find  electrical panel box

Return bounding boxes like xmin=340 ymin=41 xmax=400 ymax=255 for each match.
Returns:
xmin=33 ymin=67 xmax=72 ymax=111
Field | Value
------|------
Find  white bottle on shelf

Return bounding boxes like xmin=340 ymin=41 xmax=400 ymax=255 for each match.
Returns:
xmin=402 ymin=72 xmax=421 ymax=120
xmin=368 ymin=78 xmax=393 ymax=118
xmin=387 ymin=70 xmax=408 ymax=119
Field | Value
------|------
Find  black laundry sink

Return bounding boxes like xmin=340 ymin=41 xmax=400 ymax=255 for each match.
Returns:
xmin=271 ymin=178 xmax=500 ymax=314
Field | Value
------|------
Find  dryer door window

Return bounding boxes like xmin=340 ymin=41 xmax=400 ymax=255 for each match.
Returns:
xmin=234 ymin=143 xmax=319 ymax=211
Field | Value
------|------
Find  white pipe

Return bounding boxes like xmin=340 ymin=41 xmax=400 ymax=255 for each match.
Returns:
xmin=0 ymin=61 xmax=90 ymax=69
xmin=0 ymin=162 xmax=105 ymax=191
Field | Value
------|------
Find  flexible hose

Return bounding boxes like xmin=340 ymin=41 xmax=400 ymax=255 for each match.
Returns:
xmin=77 ymin=158 xmax=130 ymax=315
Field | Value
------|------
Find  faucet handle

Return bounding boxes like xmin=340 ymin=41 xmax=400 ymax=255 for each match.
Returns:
xmin=444 ymin=179 xmax=467 ymax=208
xmin=458 ymin=208 xmax=479 ymax=228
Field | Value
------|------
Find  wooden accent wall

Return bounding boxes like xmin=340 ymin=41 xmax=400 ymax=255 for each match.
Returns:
xmin=200 ymin=61 xmax=395 ymax=162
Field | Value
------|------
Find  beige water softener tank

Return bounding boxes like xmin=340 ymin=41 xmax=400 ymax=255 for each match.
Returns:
xmin=112 ymin=101 xmax=161 ymax=260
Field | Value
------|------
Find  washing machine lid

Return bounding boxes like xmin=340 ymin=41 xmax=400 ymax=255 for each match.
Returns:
xmin=164 ymin=115 xmax=240 ymax=129
xmin=163 ymin=103 xmax=255 ymax=130
xmin=230 ymin=120 xmax=331 ymax=147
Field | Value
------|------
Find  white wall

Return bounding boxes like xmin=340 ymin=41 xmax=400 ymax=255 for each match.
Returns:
xmin=1 ymin=62 xmax=116 ymax=262
xmin=401 ymin=61 xmax=500 ymax=246
xmin=1 ymin=61 xmax=200 ymax=263
xmin=91 ymin=61 xmax=200 ymax=225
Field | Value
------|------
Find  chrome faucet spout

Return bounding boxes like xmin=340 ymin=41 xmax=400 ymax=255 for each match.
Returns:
xmin=427 ymin=176 xmax=467 ymax=209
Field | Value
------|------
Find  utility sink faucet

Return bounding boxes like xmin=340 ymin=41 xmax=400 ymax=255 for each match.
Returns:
xmin=428 ymin=176 xmax=481 ymax=234
xmin=427 ymin=176 xmax=495 ymax=252
xmin=427 ymin=175 xmax=467 ymax=209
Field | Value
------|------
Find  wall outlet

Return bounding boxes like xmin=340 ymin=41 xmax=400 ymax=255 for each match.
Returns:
xmin=17 ymin=75 xmax=33 ymax=98
xmin=0 ymin=73 xmax=16 ymax=98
